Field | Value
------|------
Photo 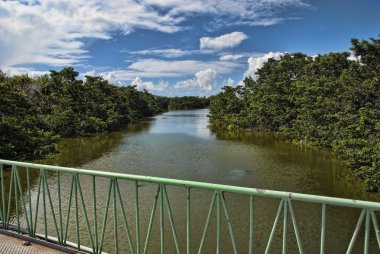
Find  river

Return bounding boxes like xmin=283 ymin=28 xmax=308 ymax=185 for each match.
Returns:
xmin=13 ymin=109 xmax=380 ymax=253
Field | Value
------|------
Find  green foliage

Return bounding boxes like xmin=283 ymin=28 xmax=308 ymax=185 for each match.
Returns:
xmin=209 ymin=35 xmax=380 ymax=191
xmin=168 ymin=96 xmax=209 ymax=110
xmin=208 ymin=86 xmax=246 ymax=130
xmin=0 ymin=67 xmax=193 ymax=160
xmin=0 ymin=75 xmax=58 ymax=159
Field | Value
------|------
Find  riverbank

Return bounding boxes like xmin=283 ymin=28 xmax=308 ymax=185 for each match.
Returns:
xmin=0 ymin=68 xmax=209 ymax=161
xmin=208 ymin=35 xmax=380 ymax=192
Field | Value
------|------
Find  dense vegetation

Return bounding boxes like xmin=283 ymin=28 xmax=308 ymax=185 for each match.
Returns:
xmin=168 ymin=96 xmax=209 ymax=110
xmin=209 ymin=35 xmax=380 ymax=191
xmin=0 ymin=68 xmax=206 ymax=160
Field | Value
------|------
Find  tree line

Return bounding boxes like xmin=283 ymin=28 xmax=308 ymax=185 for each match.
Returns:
xmin=168 ymin=96 xmax=209 ymax=110
xmin=209 ymin=35 xmax=380 ymax=191
xmin=0 ymin=68 xmax=208 ymax=160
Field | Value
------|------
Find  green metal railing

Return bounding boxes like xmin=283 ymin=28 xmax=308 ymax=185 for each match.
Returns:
xmin=0 ymin=159 xmax=380 ymax=253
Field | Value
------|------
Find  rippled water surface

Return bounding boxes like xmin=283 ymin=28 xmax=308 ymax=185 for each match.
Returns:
xmin=17 ymin=109 xmax=379 ymax=253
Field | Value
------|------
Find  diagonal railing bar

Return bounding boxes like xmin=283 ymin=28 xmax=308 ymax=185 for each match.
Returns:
xmin=264 ymin=199 xmax=304 ymax=254
xmin=75 ymin=174 xmax=96 ymax=252
xmin=73 ymin=173 xmax=80 ymax=249
xmin=33 ymin=169 xmax=42 ymax=237
xmin=1 ymin=159 xmax=380 ymax=254
xmin=14 ymin=167 xmax=31 ymax=235
xmin=57 ymin=171 xmax=63 ymax=244
xmin=265 ymin=199 xmax=285 ymax=254
xmin=115 ymin=179 xmax=135 ymax=254
xmin=98 ymin=178 xmax=113 ymax=254
xmin=219 ymin=192 xmax=238 ymax=254
xmin=287 ymin=200 xmax=304 ymax=254
xmin=135 ymin=180 xmax=140 ymax=254
xmin=370 ymin=211 xmax=380 ymax=249
xmin=41 ymin=169 xmax=62 ymax=244
xmin=63 ymin=174 xmax=75 ymax=244
xmin=26 ymin=168 xmax=33 ymax=237
xmin=92 ymin=176 xmax=99 ymax=254
xmin=143 ymin=185 xmax=160 ymax=254
xmin=13 ymin=167 xmax=20 ymax=233
xmin=6 ymin=165 xmax=14 ymax=230
xmin=112 ymin=178 xmax=119 ymax=254
xmin=163 ymin=185 xmax=181 ymax=254
xmin=42 ymin=169 xmax=48 ymax=240
xmin=198 ymin=191 xmax=217 ymax=254
xmin=347 ymin=209 xmax=366 ymax=254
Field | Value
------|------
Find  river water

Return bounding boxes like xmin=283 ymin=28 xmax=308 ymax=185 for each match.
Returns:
xmin=11 ymin=109 xmax=380 ymax=253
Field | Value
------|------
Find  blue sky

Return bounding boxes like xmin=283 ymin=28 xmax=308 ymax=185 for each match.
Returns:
xmin=0 ymin=0 xmax=379 ymax=96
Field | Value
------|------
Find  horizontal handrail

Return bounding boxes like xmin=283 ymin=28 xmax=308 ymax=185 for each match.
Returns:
xmin=1 ymin=159 xmax=379 ymax=210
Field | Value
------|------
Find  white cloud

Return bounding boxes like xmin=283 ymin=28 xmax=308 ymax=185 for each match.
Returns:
xmin=129 ymin=49 xmax=192 ymax=58
xmin=244 ymin=52 xmax=284 ymax=79
xmin=1 ymin=66 xmax=48 ymax=77
xmin=127 ymin=58 xmax=241 ymax=78
xmin=225 ymin=78 xmax=234 ymax=86
xmin=145 ymin=0 xmax=308 ymax=25
xmin=200 ymin=32 xmax=248 ymax=50
xmin=131 ymin=77 xmax=168 ymax=91
xmin=220 ymin=54 xmax=245 ymax=61
xmin=0 ymin=0 xmax=308 ymax=69
xmin=0 ymin=0 xmax=183 ymax=67
xmin=175 ymin=69 xmax=217 ymax=90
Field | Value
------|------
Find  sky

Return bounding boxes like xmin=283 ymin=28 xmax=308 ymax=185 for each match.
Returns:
xmin=0 ymin=0 xmax=379 ymax=96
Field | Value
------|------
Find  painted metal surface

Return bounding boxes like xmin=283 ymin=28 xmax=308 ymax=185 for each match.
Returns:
xmin=0 ymin=159 xmax=380 ymax=253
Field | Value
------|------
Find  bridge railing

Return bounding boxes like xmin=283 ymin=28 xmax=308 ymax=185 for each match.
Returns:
xmin=0 ymin=159 xmax=379 ymax=254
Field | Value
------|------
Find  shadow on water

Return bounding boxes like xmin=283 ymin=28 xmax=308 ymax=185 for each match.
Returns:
xmin=33 ymin=118 xmax=154 ymax=167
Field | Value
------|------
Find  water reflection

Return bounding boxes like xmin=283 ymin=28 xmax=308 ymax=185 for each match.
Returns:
xmin=7 ymin=109 xmax=377 ymax=253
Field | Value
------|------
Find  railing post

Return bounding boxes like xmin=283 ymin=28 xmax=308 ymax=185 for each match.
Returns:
xmin=187 ymin=187 xmax=191 ymax=254
xmin=1 ymin=160 xmax=380 ymax=254
xmin=216 ymin=191 xmax=221 ymax=254
xmin=320 ymin=203 xmax=326 ymax=254
xmin=92 ymin=176 xmax=99 ymax=253
xmin=249 ymin=195 xmax=254 ymax=254
xmin=283 ymin=199 xmax=288 ymax=254
xmin=160 ymin=184 xmax=164 ymax=254
xmin=135 ymin=180 xmax=140 ymax=254
xmin=364 ymin=210 xmax=370 ymax=254
xmin=113 ymin=179 xmax=119 ymax=254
